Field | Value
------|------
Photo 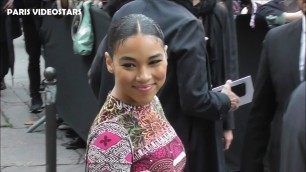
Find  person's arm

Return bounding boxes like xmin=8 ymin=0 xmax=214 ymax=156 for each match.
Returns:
xmin=256 ymin=0 xmax=284 ymax=17
xmin=264 ymin=10 xmax=303 ymax=25
xmin=170 ymin=19 xmax=238 ymax=120
xmin=282 ymin=10 xmax=303 ymax=23
xmin=223 ymin=129 xmax=233 ymax=150
xmin=257 ymin=0 xmax=303 ymax=25
xmin=86 ymin=122 xmax=133 ymax=171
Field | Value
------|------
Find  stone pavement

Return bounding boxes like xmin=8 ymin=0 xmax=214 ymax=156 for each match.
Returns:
xmin=0 ymin=36 xmax=86 ymax=172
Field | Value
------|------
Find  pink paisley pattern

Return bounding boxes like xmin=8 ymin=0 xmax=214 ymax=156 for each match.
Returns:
xmin=133 ymin=136 xmax=186 ymax=171
xmin=86 ymin=95 xmax=186 ymax=171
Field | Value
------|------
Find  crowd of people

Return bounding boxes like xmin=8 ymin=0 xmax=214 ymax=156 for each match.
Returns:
xmin=1 ymin=0 xmax=305 ymax=171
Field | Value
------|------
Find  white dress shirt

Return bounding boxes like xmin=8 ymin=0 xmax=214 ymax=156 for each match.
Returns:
xmin=299 ymin=16 xmax=305 ymax=81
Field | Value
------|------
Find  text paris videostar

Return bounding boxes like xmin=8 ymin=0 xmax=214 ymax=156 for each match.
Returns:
xmin=6 ymin=9 xmax=81 ymax=15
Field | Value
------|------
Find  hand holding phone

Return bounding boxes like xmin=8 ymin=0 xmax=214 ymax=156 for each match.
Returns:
xmin=213 ymin=76 xmax=254 ymax=106
xmin=221 ymin=80 xmax=240 ymax=111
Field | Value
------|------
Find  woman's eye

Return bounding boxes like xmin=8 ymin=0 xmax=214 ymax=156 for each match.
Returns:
xmin=149 ymin=60 xmax=162 ymax=65
xmin=121 ymin=63 xmax=136 ymax=68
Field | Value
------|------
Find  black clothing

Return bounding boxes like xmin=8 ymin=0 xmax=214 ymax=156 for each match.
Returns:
xmin=103 ymin=0 xmax=133 ymax=17
xmin=89 ymin=0 xmax=231 ymax=171
xmin=280 ymin=82 xmax=305 ymax=172
xmin=196 ymin=0 xmax=239 ymax=130
xmin=0 ymin=0 xmax=22 ymax=80
xmin=241 ymin=19 xmax=303 ymax=172
xmin=20 ymin=0 xmax=42 ymax=98
xmin=22 ymin=14 xmax=42 ymax=98
xmin=224 ymin=14 xmax=269 ymax=171
xmin=197 ymin=0 xmax=239 ymax=89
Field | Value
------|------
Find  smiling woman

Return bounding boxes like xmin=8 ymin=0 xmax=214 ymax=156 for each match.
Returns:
xmin=85 ymin=14 xmax=186 ymax=172
xmin=105 ymin=34 xmax=167 ymax=106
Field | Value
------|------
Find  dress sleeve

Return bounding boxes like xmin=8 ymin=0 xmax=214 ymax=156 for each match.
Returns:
xmin=86 ymin=122 xmax=133 ymax=172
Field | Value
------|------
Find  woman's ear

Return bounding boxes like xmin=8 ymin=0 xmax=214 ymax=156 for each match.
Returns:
xmin=105 ymin=52 xmax=114 ymax=74
xmin=164 ymin=45 xmax=168 ymax=52
xmin=164 ymin=45 xmax=168 ymax=59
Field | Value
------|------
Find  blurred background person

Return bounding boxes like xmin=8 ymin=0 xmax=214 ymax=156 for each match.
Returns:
xmin=218 ymin=0 xmax=270 ymax=171
xmin=241 ymin=0 xmax=306 ymax=171
xmin=0 ymin=0 xmax=22 ymax=90
xmin=256 ymin=0 xmax=303 ymax=27
xmin=280 ymin=81 xmax=305 ymax=172
xmin=19 ymin=0 xmax=44 ymax=113
xmin=193 ymin=0 xmax=239 ymax=149
xmin=193 ymin=0 xmax=240 ymax=171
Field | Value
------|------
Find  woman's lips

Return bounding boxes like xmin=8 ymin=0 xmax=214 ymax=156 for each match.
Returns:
xmin=134 ymin=84 xmax=155 ymax=92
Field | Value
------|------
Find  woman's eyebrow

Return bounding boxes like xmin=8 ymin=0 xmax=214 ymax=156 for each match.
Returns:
xmin=119 ymin=53 xmax=163 ymax=62
xmin=119 ymin=56 xmax=136 ymax=62
xmin=149 ymin=53 xmax=163 ymax=60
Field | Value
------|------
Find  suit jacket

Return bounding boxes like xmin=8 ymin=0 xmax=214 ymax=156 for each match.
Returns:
xmin=88 ymin=0 xmax=232 ymax=171
xmin=241 ymin=19 xmax=303 ymax=172
xmin=280 ymin=81 xmax=305 ymax=172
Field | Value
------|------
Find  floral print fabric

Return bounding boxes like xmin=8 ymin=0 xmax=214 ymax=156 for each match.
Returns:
xmin=86 ymin=95 xmax=186 ymax=171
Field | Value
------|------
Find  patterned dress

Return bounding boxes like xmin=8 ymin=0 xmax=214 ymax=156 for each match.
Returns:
xmin=86 ymin=95 xmax=186 ymax=172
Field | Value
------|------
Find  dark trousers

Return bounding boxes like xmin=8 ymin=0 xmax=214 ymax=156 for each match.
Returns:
xmin=21 ymin=14 xmax=42 ymax=98
xmin=0 ymin=2 xmax=9 ymax=81
xmin=0 ymin=41 xmax=9 ymax=81
xmin=0 ymin=13 xmax=20 ymax=81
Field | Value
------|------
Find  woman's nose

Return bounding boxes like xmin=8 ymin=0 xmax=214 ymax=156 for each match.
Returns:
xmin=136 ymin=68 xmax=152 ymax=82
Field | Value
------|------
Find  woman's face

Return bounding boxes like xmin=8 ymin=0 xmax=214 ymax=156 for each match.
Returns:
xmin=105 ymin=34 xmax=167 ymax=106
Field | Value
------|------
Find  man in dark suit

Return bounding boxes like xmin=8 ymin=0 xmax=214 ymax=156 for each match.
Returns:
xmin=280 ymin=81 xmax=305 ymax=172
xmin=241 ymin=0 xmax=306 ymax=171
xmin=88 ymin=0 xmax=240 ymax=171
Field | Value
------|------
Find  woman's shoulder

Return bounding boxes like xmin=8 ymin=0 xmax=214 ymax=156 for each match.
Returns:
xmin=88 ymin=119 xmax=131 ymax=149
xmin=90 ymin=119 xmax=128 ymax=137
xmin=86 ymin=120 xmax=133 ymax=171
